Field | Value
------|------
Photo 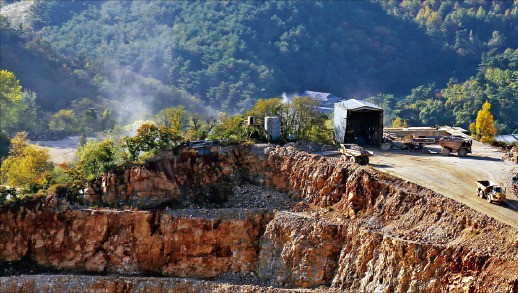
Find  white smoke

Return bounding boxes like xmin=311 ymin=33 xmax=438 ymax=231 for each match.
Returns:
xmin=100 ymin=65 xmax=216 ymax=132
xmin=281 ymin=92 xmax=289 ymax=104
xmin=281 ymin=92 xmax=300 ymax=104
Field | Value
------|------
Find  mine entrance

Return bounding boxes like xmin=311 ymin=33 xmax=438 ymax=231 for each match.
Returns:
xmin=344 ymin=110 xmax=382 ymax=146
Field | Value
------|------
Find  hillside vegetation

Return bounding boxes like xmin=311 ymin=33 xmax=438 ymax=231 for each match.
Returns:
xmin=0 ymin=0 xmax=516 ymax=134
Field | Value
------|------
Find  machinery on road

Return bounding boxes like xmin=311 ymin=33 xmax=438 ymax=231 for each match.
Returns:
xmin=439 ymin=136 xmax=472 ymax=157
xmin=476 ymin=180 xmax=506 ymax=204
xmin=340 ymin=144 xmax=373 ymax=165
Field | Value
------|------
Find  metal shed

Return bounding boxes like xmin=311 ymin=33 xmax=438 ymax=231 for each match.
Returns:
xmin=333 ymin=99 xmax=383 ymax=147
xmin=495 ymin=134 xmax=518 ymax=144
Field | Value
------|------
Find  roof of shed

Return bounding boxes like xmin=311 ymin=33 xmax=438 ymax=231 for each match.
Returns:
xmin=303 ymin=90 xmax=332 ymax=101
xmin=495 ymin=134 xmax=518 ymax=144
xmin=335 ymin=99 xmax=382 ymax=111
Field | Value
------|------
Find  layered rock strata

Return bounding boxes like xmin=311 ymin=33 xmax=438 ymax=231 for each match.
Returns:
xmin=0 ymin=207 xmax=270 ymax=277
xmin=1 ymin=145 xmax=517 ymax=292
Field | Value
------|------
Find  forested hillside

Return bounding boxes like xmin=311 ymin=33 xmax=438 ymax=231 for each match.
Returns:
xmin=0 ymin=17 xmax=95 ymax=111
xmin=376 ymin=0 xmax=518 ymax=59
xmin=0 ymin=0 xmax=517 ymax=134
xmin=22 ymin=1 xmax=470 ymax=110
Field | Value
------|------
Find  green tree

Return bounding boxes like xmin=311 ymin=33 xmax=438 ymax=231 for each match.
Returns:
xmin=246 ymin=98 xmax=283 ymax=118
xmin=0 ymin=133 xmax=9 ymax=159
xmin=0 ymin=132 xmax=54 ymax=188
xmin=0 ymin=70 xmax=23 ymax=132
xmin=185 ymin=113 xmax=214 ymax=141
xmin=71 ymin=98 xmax=100 ymax=132
xmin=77 ymin=138 xmax=117 ymax=179
xmin=100 ymin=109 xmax=115 ymax=130
xmin=281 ymin=97 xmax=328 ymax=142
xmin=154 ymin=106 xmax=186 ymax=133
xmin=122 ymin=122 xmax=183 ymax=161
xmin=3 ymin=91 xmax=41 ymax=134
xmin=470 ymin=101 xmax=496 ymax=143
xmin=394 ymin=84 xmax=437 ymax=126
xmin=49 ymin=109 xmax=78 ymax=132
xmin=208 ymin=113 xmax=246 ymax=142
xmin=442 ymin=79 xmax=484 ymax=128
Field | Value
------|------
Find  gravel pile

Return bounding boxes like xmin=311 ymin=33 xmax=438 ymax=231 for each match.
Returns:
xmin=165 ymin=183 xmax=297 ymax=219
xmin=223 ymin=183 xmax=296 ymax=211
xmin=283 ymin=141 xmax=337 ymax=153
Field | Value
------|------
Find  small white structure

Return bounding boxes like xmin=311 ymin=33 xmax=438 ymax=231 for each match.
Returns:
xmin=264 ymin=116 xmax=281 ymax=142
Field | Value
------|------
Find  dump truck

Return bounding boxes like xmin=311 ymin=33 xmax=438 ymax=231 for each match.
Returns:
xmin=438 ymin=136 xmax=472 ymax=157
xmin=340 ymin=144 xmax=373 ymax=165
xmin=476 ymin=180 xmax=506 ymax=204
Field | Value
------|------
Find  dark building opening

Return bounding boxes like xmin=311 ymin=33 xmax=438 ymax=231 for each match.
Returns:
xmin=333 ymin=99 xmax=383 ymax=147
xmin=344 ymin=110 xmax=383 ymax=146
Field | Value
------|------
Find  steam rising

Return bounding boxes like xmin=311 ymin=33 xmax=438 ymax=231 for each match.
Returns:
xmin=99 ymin=65 xmax=214 ymax=134
xmin=107 ymin=68 xmax=153 ymax=124
xmin=281 ymin=92 xmax=299 ymax=104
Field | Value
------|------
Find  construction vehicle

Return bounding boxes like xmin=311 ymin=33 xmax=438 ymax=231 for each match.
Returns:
xmin=476 ymin=180 xmax=506 ymax=204
xmin=438 ymin=136 xmax=472 ymax=157
xmin=339 ymin=144 xmax=373 ymax=165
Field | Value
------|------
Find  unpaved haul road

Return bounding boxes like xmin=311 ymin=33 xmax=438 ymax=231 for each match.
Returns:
xmin=369 ymin=141 xmax=518 ymax=229
xmin=32 ymin=136 xmax=80 ymax=164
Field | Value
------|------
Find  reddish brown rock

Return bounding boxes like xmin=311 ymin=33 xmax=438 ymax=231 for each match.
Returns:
xmin=1 ymin=145 xmax=517 ymax=292
xmin=0 ymin=207 xmax=270 ymax=277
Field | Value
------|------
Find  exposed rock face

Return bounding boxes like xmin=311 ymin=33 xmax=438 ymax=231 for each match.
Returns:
xmin=2 ymin=145 xmax=518 ymax=292
xmin=88 ymin=146 xmax=241 ymax=208
xmin=258 ymin=212 xmax=346 ymax=288
xmin=0 ymin=207 xmax=269 ymax=277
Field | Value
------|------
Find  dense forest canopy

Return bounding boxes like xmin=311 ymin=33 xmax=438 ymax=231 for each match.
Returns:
xmin=0 ymin=0 xmax=517 ymax=135
xmin=375 ymin=0 xmax=518 ymax=57
xmin=371 ymin=48 xmax=518 ymax=132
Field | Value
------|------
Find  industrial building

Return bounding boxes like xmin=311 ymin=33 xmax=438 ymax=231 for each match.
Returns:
xmin=333 ymin=99 xmax=383 ymax=147
xmin=303 ymin=90 xmax=342 ymax=113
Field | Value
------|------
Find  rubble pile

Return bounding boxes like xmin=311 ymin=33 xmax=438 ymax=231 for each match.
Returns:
xmin=283 ymin=141 xmax=336 ymax=153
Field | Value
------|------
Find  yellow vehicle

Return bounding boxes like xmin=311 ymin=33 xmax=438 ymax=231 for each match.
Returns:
xmin=476 ymin=180 xmax=506 ymax=204
xmin=339 ymin=144 xmax=373 ymax=165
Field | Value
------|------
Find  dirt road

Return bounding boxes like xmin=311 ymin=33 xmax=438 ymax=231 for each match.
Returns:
xmin=31 ymin=136 xmax=80 ymax=164
xmin=369 ymin=141 xmax=518 ymax=229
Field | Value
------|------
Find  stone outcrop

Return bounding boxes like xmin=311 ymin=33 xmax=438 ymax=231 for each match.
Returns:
xmin=2 ymin=145 xmax=518 ymax=292
xmin=258 ymin=212 xmax=346 ymax=288
xmin=0 ymin=206 xmax=270 ymax=277
xmin=85 ymin=146 xmax=242 ymax=208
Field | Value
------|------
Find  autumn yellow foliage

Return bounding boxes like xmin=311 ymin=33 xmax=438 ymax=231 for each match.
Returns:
xmin=391 ymin=116 xmax=408 ymax=128
xmin=0 ymin=132 xmax=54 ymax=188
xmin=470 ymin=101 xmax=497 ymax=143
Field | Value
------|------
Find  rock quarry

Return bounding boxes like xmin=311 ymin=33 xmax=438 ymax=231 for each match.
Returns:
xmin=1 ymin=144 xmax=517 ymax=292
